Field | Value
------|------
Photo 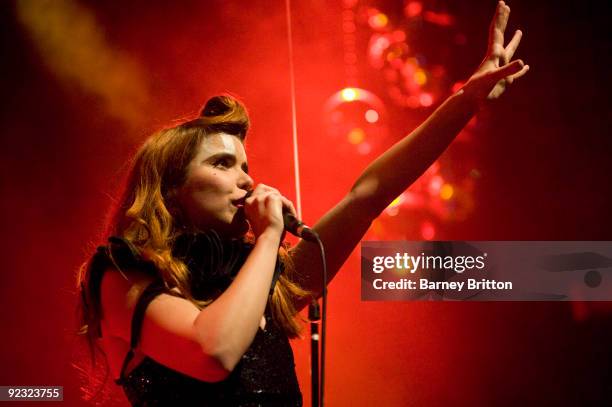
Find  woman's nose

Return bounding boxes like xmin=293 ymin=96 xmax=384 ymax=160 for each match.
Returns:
xmin=238 ymin=171 xmax=254 ymax=191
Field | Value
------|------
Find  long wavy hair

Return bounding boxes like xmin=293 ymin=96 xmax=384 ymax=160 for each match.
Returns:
xmin=74 ymin=95 xmax=310 ymax=404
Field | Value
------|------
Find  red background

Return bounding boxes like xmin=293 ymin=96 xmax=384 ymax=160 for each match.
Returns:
xmin=1 ymin=0 xmax=611 ymax=406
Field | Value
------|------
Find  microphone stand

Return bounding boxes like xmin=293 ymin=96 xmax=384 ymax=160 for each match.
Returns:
xmin=309 ymin=301 xmax=320 ymax=407
xmin=283 ymin=214 xmax=327 ymax=407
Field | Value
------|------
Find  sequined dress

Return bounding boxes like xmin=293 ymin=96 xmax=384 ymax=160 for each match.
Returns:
xmin=89 ymin=232 xmax=303 ymax=406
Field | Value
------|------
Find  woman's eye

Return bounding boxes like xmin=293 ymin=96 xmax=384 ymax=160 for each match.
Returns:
xmin=213 ymin=158 xmax=230 ymax=168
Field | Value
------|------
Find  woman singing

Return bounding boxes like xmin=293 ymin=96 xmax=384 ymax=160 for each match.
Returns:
xmin=75 ymin=2 xmax=528 ymax=405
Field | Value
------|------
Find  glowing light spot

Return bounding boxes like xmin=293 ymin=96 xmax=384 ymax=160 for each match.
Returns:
xmin=368 ymin=13 xmax=388 ymax=29
xmin=423 ymin=11 xmax=455 ymax=27
xmin=388 ymin=195 xmax=402 ymax=208
xmin=419 ymin=93 xmax=433 ymax=106
xmin=452 ymin=81 xmax=464 ymax=93
xmin=386 ymin=206 xmax=400 ymax=217
xmin=357 ymin=141 xmax=372 ymax=155
xmin=341 ymin=87 xmax=358 ymax=101
xmin=440 ymin=184 xmax=454 ymax=200
xmin=386 ymin=46 xmax=404 ymax=62
xmin=429 ymin=175 xmax=443 ymax=195
xmin=365 ymin=109 xmax=379 ymax=123
xmin=414 ymin=70 xmax=427 ymax=85
xmin=348 ymin=128 xmax=365 ymax=144
xmin=405 ymin=2 xmax=423 ymax=17
xmin=421 ymin=221 xmax=435 ymax=240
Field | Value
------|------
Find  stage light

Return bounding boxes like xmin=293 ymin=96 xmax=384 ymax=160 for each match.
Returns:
xmin=405 ymin=1 xmax=423 ymax=18
xmin=345 ymin=2 xmax=480 ymax=235
xmin=357 ymin=142 xmax=372 ymax=155
xmin=323 ymin=88 xmax=387 ymax=155
xmin=419 ymin=93 xmax=433 ymax=106
xmin=386 ymin=206 xmax=400 ymax=217
xmin=423 ymin=11 xmax=455 ymax=27
xmin=414 ymin=69 xmax=427 ymax=85
xmin=368 ymin=13 xmax=389 ymax=29
xmin=429 ymin=175 xmax=443 ymax=195
xmin=365 ymin=109 xmax=379 ymax=123
xmin=347 ymin=128 xmax=365 ymax=144
xmin=341 ymin=87 xmax=358 ymax=102
xmin=440 ymin=184 xmax=454 ymax=200
xmin=421 ymin=221 xmax=436 ymax=240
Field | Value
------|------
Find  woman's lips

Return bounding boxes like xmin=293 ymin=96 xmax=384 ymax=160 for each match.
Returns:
xmin=232 ymin=198 xmax=245 ymax=208
xmin=232 ymin=190 xmax=252 ymax=208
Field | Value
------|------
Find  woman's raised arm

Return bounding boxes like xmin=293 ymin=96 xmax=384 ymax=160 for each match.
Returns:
xmin=290 ymin=1 xmax=529 ymax=309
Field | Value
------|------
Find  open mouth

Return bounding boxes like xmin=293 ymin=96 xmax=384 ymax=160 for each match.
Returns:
xmin=232 ymin=190 xmax=253 ymax=208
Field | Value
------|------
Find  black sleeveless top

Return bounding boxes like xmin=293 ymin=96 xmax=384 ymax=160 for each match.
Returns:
xmin=90 ymin=232 xmax=303 ymax=406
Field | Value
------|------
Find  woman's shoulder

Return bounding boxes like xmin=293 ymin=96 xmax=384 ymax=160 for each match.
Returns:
xmin=91 ymin=236 xmax=164 ymax=337
xmin=99 ymin=258 xmax=183 ymax=344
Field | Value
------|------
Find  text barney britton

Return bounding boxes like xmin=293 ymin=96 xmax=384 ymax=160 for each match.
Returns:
xmin=361 ymin=241 xmax=514 ymax=301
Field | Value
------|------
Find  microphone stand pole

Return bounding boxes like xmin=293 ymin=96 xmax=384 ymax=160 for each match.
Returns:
xmin=309 ymin=300 xmax=320 ymax=407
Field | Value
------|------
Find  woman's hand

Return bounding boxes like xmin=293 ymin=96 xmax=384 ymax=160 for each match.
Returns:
xmin=463 ymin=1 xmax=529 ymax=102
xmin=244 ymin=184 xmax=296 ymax=239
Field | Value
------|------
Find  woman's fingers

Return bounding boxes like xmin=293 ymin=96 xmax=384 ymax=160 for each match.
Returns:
xmin=246 ymin=186 xmax=282 ymax=212
xmin=280 ymin=197 xmax=297 ymax=217
xmin=495 ymin=2 xmax=510 ymax=34
xmin=505 ymin=29 xmax=523 ymax=61
xmin=250 ymin=184 xmax=296 ymax=215
xmin=506 ymin=63 xmax=530 ymax=84
xmin=489 ymin=59 xmax=524 ymax=84
xmin=488 ymin=1 xmax=510 ymax=54
xmin=244 ymin=183 xmax=297 ymax=229
xmin=467 ymin=2 xmax=529 ymax=100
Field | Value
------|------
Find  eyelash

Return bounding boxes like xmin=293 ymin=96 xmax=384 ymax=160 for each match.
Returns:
xmin=212 ymin=158 xmax=248 ymax=174
xmin=213 ymin=158 xmax=231 ymax=168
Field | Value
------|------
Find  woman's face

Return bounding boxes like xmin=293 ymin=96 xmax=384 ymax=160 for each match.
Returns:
xmin=176 ymin=132 xmax=254 ymax=237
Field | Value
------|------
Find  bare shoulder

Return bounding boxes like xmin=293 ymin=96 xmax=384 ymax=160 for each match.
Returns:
xmin=100 ymin=267 xmax=157 ymax=340
xmin=100 ymin=267 xmax=228 ymax=381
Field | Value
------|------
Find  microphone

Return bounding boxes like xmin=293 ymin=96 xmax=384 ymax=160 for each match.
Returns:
xmin=242 ymin=190 xmax=318 ymax=242
xmin=283 ymin=210 xmax=319 ymax=242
